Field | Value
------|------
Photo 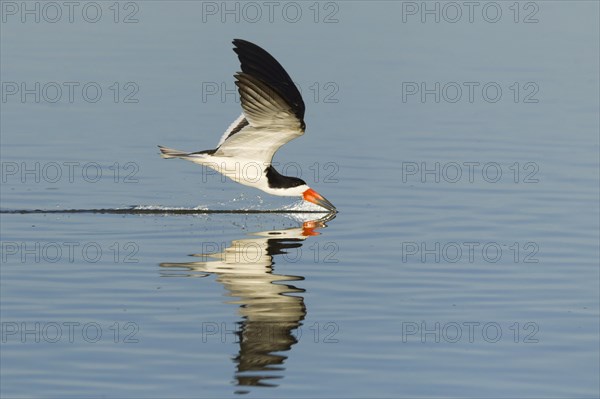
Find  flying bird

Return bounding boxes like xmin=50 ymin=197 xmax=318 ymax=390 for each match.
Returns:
xmin=159 ymin=39 xmax=336 ymax=212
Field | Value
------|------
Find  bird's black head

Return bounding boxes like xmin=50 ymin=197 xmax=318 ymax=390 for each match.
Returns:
xmin=265 ymin=166 xmax=336 ymax=212
xmin=265 ymin=166 xmax=306 ymax=189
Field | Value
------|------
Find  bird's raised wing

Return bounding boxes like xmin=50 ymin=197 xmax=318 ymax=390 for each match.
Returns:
xmin=214 ymin=39 xmax=306 ymax=162
xmin=233 ymin=38 xmax=305 ymax=123
xmin=216 ymin=114 xmax=248 ymax=148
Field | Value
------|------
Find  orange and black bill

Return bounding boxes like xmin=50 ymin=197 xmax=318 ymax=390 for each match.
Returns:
xmin=303 ymin=188 xmax=337 ymax=212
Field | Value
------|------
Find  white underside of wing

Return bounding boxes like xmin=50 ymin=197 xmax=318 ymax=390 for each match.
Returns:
xmin=216 ymin=114 xmax=246 ymax=147
xmin=214 ymin=124 xmax=303 ymax=164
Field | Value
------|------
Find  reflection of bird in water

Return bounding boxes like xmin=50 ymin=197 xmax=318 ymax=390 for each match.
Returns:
xmin=160 ymin=214 xmax=335 ymax=391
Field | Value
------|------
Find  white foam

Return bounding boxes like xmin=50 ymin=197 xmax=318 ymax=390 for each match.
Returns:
xmin=131 ymin=205 xmax=209 ymax=211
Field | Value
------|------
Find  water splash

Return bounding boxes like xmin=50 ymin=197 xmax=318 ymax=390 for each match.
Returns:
xmin=279 ymin=200 xmax=327 ymax=212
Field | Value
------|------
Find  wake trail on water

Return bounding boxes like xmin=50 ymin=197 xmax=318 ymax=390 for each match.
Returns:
xmin=0 ymin=201 xmax=334 ymax=215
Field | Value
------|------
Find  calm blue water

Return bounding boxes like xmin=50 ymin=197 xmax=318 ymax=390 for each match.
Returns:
xmin=1 ymin=1 xmax=599 ymax=397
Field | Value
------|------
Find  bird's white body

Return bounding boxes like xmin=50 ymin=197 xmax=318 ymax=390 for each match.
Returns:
xmin=181 ymin=152 xmax=310 ymax=197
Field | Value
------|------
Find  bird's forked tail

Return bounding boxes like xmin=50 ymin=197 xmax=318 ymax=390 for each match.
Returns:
xmin=158 ymin=145 xmax=189 ymax=159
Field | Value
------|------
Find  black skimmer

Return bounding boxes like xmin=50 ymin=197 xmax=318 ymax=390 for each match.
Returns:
xmin=159 ymin=39 xmax=336 ymax=212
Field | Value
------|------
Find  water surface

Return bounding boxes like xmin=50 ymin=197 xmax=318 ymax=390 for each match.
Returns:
xmin=1 ymin=1 xmax=598 ymax=397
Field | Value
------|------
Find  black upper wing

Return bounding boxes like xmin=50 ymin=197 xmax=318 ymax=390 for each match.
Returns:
xmin=232 ymin=39 xmax=305 ymax=124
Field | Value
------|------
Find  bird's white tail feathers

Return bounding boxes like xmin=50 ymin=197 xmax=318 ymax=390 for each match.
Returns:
xmin=158 ymin=145 xmax=189 ymax=159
